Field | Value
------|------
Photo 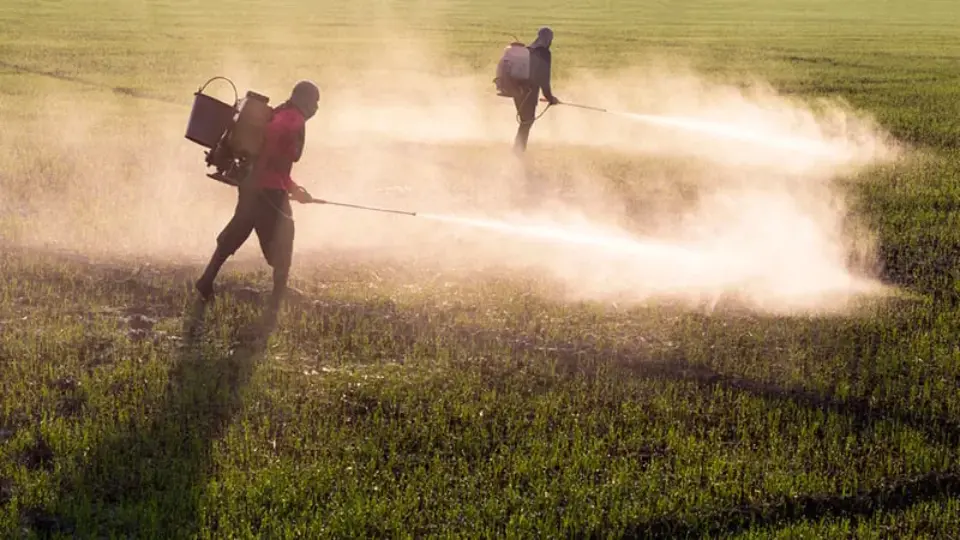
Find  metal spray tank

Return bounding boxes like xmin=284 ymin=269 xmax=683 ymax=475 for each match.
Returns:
xmin=184 ymin=76 xmax=273 ymax=186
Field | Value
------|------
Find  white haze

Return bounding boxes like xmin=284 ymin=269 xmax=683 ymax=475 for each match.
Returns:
xmin=0 ymin=26 xmax=904 ymax=316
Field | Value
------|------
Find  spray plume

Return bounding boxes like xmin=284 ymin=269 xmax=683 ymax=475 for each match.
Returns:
xmin=550 ymin=100 xmax=845 ymax=159
xmin=617 ymin=111 xmax=844 ymax=158
xmin=420 ymin=212 xmax=709 ymax=264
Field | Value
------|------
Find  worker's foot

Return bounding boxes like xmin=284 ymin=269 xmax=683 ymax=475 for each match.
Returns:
xmin=195 ymin=278 xmax=214 ymax=302
xmin=253 ymin=295 xmax=281 ymax=336
xmin=196 ymin=248 xmax=229 ymax=302
xmin=266 ymin=292 xmax=283 ymax=314
xmin=259 ymin=305 xmax=279 ymax=334
xmin=268 ymin=270 xmax=287 ymax=314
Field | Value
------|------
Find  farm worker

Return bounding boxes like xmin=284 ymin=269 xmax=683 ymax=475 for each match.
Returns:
xmin=513 ymin=27 xmax=561 ymax=154
xmin=195 ymin=79 xmax=321 ymax=313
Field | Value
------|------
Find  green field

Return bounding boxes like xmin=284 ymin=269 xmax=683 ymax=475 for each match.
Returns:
xmin=2 ymin=0 xmax=960 ymax=537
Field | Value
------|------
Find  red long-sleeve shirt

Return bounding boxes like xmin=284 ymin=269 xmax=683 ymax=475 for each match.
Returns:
xmin=252 ymin=105 xmax=306 ymax=191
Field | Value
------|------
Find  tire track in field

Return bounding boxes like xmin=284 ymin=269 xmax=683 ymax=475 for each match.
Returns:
xmin=0 ymin=60 xmax=182 ymax=106
xmin=627 ymin=469 xmax=960 ymax=537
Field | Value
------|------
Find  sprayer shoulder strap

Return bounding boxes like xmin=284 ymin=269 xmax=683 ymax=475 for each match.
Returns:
xmin=292 ymin=125 xmax=305 ymax=162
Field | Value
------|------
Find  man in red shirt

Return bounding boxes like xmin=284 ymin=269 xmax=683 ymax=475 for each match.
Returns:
xmin=195 ymin=80 xmax=320 ymax=314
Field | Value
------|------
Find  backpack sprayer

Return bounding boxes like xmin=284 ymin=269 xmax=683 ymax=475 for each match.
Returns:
xmin=493 ymin=36 xmax=528 ymax=99
xmin=492 ymin=36 xmax=558 ymax=125
xmin=184 ymin=76 xmax=417 ymax=216
xmin=184 ymin=76 xmax=274 ymax=187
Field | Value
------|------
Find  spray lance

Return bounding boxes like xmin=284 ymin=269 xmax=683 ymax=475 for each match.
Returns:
xmin=539 ymin=97 xmax=607 ymax=113
xmin=306 ymin=197 xmax=417 ymax=217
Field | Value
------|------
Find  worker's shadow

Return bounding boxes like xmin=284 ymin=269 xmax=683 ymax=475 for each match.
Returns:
xmin=39 ymin=297 xmax=274 ymax=537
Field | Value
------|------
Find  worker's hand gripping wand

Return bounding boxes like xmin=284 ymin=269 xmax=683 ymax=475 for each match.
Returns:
xmin=540 ymin=97 xmax=608 ymax=113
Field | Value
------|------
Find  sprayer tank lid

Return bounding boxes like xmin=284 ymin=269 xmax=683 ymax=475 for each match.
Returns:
xmin=245 ymin=90 xmax=270 ymax=104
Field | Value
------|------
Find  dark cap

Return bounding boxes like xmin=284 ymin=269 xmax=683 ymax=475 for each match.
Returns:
xmin=290 ymin=80 xmax=320 ymax=119
xmin=291 ymin=80 xmax=320 ymax=103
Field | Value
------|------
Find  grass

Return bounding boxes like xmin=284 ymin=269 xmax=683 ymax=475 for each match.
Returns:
xmin=2 ymin=0 xmax=960 ymax=537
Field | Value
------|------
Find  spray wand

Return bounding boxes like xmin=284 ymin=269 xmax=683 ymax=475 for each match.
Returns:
xmin=307 ymin=197 xmax=417 ymax=216
xmin=540 ymin=97 xmax=608 ymax=113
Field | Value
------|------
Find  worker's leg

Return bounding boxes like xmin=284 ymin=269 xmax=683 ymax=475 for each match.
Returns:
xmin=254 ymin=190 xmax=295 ymax=312
xmin=513 ymin=87 xmax=538 ymax=154
xmin=196 ymin=179 xmax=258 ymax=300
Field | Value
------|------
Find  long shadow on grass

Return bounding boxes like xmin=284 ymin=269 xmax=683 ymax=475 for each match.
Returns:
xmin=33 ymin=298 xmax=272 ymax=537
xmin=535 ymin=335 xmax=960 ymax=534
xmin=628 ymin=470 xmax=960 ymax=538
xmin=302 ymin=296 xmax=960 ymax=535
xmin=594 ymin=350 xmax=960 ymax=536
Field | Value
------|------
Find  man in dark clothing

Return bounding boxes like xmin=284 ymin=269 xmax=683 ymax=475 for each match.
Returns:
xmin=514 ymin=27 xmax=560 ymax=154
xmin=195 ymin=80 xmax=320 ymax=313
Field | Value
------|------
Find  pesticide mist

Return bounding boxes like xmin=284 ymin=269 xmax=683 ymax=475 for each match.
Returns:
xmin=0 ymin=29 xmax=901 ymax=316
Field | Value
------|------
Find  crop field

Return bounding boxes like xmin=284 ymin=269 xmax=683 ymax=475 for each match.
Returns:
xmin=2 ymin=0 xmax=960 ymax=537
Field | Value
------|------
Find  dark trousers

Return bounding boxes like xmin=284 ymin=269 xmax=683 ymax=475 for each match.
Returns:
xmin=216 ymin=183 xmax=295 ymax=273
xmin=197 ymin=172 xmax=295 ymax=305
xmin=513 ymin=85 xmax=539 ymax=154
